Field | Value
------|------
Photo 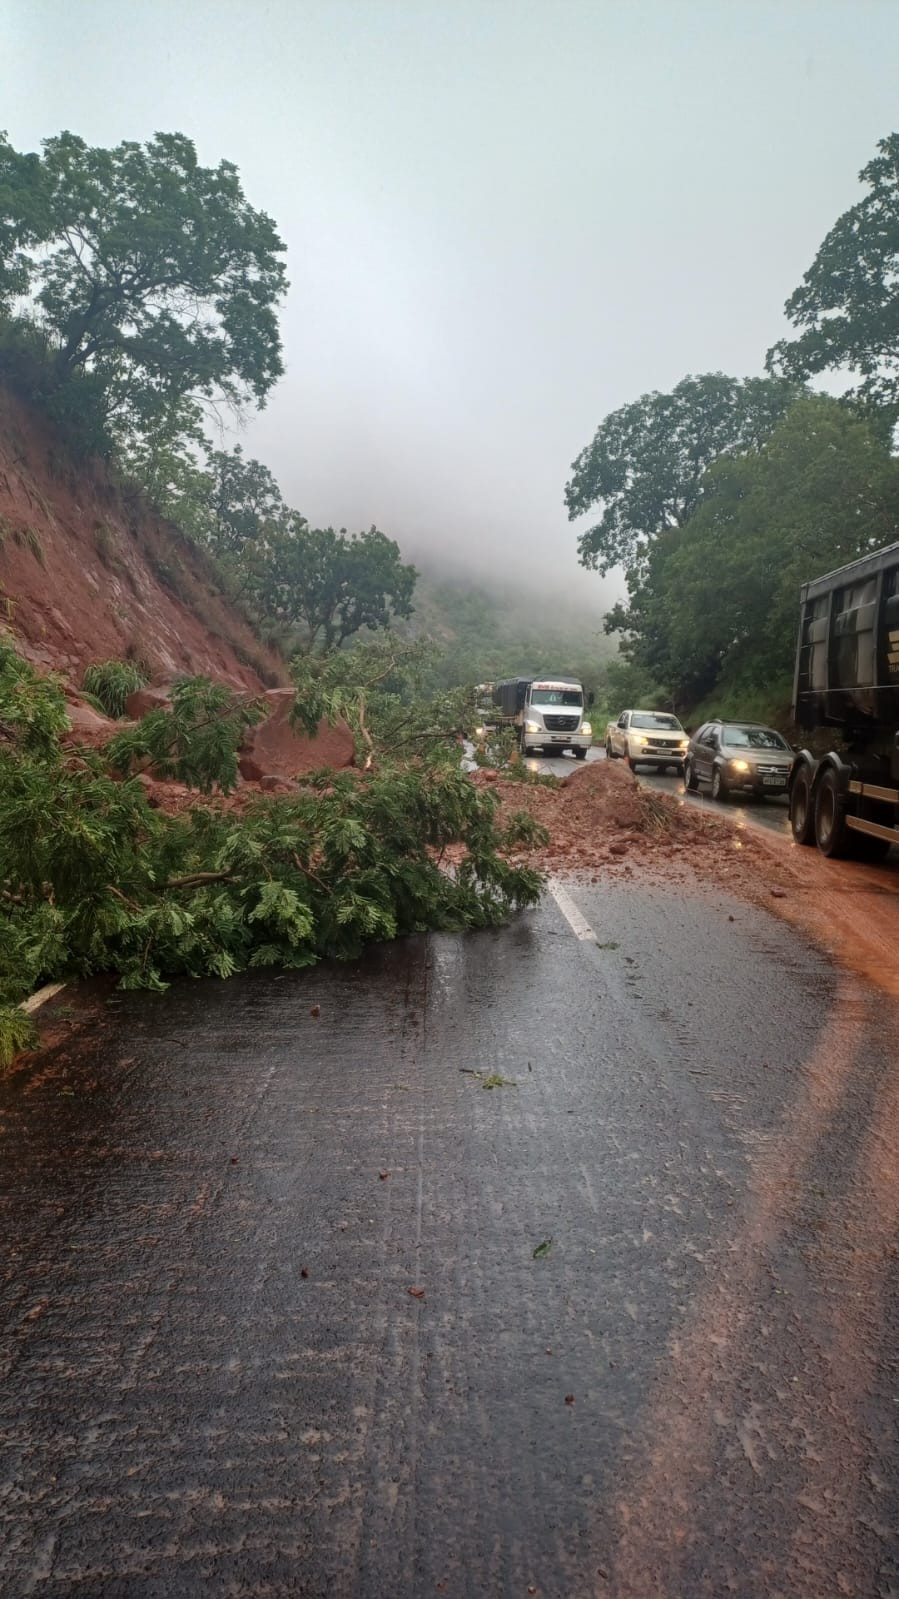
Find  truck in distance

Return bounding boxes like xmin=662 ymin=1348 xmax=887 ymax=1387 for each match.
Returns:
xmin=476 ymin=675 xmax=594 ymax=759
xmin=605 ymin=709 xmax=689 ymax=773
xmin=790 ymin=538 xmax=899 ymax=858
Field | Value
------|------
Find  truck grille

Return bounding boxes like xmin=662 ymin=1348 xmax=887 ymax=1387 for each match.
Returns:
xmin=646 ymin=737 xmax=680 ymax=749
xmin=544 ymin=715 xmax=580 ymax=732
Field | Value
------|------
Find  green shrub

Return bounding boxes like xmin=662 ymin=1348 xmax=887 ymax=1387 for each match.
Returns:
xmin=82 ymin=659 xmax=149 ymax=720
xmin=0 ymin=642 xmax=544 ymax=1049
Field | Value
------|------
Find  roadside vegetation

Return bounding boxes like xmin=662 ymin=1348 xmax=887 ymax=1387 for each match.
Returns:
xmin=0 ymin=636 xmax=545 ymax=1064
xmin=569 ymin=132 xmax=899 ymax=726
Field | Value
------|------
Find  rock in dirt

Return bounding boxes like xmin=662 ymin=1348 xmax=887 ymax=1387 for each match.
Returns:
xmin=238 ymin=689 xmax=355 ymax=783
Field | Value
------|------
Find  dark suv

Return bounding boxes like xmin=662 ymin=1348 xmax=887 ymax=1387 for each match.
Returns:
xmin=683 ymin=720 xmax=792 ymax=802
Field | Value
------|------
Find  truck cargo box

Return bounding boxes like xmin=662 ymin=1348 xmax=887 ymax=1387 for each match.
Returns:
xmin=492 ymin=678 xmax=532 ymax=716
xmin=794 ymin=539 xmax=899 ymax=731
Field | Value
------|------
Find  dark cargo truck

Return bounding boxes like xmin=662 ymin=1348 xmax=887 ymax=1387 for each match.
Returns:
xmin=474 ymin=675 xmax=594 ymax=758
xmin=789 ymin=539 xmax=899 ymax=858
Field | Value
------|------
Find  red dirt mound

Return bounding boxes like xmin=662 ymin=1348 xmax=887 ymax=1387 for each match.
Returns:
xmin=475 ymin=757 xmax=793 ymax=898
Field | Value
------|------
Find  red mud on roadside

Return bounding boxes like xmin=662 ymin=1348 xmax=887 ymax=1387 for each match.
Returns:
xmin=477 ymin=757 xmax=794 ymax=902
xmin=482 ymin=756 xmax=899 ymax=1002
xmin=480 ymin=759 xmax=899 ymax=1597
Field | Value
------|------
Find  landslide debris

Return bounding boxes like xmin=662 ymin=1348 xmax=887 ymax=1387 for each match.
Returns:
xmin=473 ymin=757 xmax=794 ymax=900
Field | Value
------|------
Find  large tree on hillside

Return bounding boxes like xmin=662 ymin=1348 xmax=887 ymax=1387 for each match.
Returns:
xmin=565 ymin=373 xmax=799 ymax=577
xmin=251 ymin=519 xmax=418 ymax=652
xmin=767 ymin=134 xmax=899 ymax=417
xmin=0 ymin=129 xmax=287 ymax=445
xmin=616 ymin=395 xmax=899 ymax=702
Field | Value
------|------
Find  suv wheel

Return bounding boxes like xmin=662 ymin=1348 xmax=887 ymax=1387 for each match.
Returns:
xmin=711 ymin=765 xmax=729 ymax=803
xmin=684 ymin=758 xmax=699 ymax=791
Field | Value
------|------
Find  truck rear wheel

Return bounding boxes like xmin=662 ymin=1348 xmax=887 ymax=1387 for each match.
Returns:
xmin=814 ymin=769 xmax=850 ymax=857
xmin=789 ymin=765 xmax=816 ymax=846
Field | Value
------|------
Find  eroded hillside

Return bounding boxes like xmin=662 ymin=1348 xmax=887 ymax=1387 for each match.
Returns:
xmin=0 ymin=385 xmax=285 ymax=693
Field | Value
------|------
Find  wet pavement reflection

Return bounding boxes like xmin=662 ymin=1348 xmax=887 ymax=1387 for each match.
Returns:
xmin=1 ymin=881 xmax=897 ymax=1596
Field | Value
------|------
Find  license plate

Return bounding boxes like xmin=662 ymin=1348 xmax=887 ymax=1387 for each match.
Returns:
xmin=762 ymin=775 xmax=786 ymax=787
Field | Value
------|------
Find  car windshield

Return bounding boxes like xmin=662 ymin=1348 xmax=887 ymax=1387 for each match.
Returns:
xmin=530 ymin=689 xmax=583 ymax=706
xmin=631 ymin=712 xmax=683 ymax=730
xmin=722 ymin=725 xmax=789 ymax=750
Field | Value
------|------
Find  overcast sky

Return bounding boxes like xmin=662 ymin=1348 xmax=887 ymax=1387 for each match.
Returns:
xmin=3 ymin=0 xmax=899 ymax=612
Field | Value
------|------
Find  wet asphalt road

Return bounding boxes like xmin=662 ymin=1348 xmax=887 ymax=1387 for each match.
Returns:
xmin=2 ymin=886 xmax=898 ymax=1593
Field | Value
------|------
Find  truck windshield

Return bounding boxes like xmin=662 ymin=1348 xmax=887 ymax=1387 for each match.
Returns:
xmin=530 ymin=690 xmax=583 ymax=707
xmin=723 ymin=725 xmax=789 ymax=750
xmin=631 ymin=712 xmax=682 ymax=730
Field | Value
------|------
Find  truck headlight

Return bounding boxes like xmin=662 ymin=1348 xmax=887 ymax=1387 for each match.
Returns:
xmin=637 ymin=737 xmax=649 ymax=747
xmin=525 ymin=720 xmax=540 ymax=733
xmin=678 ymin=738 xmax=689 ymax=749
xmin=581 ymin=722 xmax=592 ymax=736
xmin=729 ymin=758 xmax=750 ymax=772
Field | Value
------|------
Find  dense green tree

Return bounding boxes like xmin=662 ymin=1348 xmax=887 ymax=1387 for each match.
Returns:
xmin=614 ymin=396 xmax=899 ymax=704
xmin=251 ymin=519 xmax=417 ymax=652
xmin=1 ymin=129 xmax=287 ymax=449
xmin=205 ymin=445 xmax=284 ymax=559
xmin=0 ymin=133 xmax=46 ymax=310
xmin=768 ymin=134 xmax=899 ymax=418
xmin=566 ymin=373 xmax=799 ymax=577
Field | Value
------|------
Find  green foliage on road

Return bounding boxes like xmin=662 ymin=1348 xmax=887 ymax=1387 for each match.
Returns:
xmin=0 ymin=640 xmax=544 ymax=1063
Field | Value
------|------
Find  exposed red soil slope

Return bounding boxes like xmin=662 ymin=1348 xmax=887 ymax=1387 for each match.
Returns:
xmin=0 ymin=384 xmax=284 ymax=691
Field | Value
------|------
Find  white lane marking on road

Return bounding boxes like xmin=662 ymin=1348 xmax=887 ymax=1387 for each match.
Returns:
xmin=20 ymin=982 xmax=66 ymax=1014
xmin=547 ymin=878 xmax=596 ymax=943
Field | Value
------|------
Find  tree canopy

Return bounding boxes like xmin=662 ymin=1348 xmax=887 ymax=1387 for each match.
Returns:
xmin=250 ymin=520 xmax=418 ymax=652
xmin=767 ymin=134 xmax=899 ymax=417
xmin=0 ymin=129 xmax=287 ymax=450
xmin=610 ymin=395 xmax=899 ymax=707
xmin=565 ymin=373 xmax=799 ymax=577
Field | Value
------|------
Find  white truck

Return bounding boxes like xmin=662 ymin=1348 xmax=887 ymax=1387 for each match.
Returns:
xmin=605 ymin=708 xmax=689 ymax=772
xmin=477 ymin=675 xmax=594 ymax=758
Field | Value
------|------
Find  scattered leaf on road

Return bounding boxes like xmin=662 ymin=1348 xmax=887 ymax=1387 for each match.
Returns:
xmin=481 ymin=1073 xmax=516 ymax=1089
xmin=309 ymin=1004 xmax=321 ymax=1017
xmin=300 ymin=1267 xmax=309 ymax=1278
xmin=378 ymin=1170 xmax=390 ymax=1180
xmin=564 ymin=1393 xmax=575 ymax=1405
xmin=407 ymin=1286 xmax=425 ymax=1299
xmin=597 ymin=941 xmax=620 ymax=950
xmin=533 ymin=1238 xmax=553 ymax=1259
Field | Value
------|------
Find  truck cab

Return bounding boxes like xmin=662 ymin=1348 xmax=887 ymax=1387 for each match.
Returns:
xmin=491 ymin=675 xmax=594 ymax=758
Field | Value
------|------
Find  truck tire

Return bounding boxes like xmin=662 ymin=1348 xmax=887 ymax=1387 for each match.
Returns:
xmin=789 ymin=765 xmax=816 ymax=846
xmin=684 ymin=757 xmax=699 ymax=791
xmin=627 ymin=756 xmax=638 ymax=772
xmin=605 ymin=741 xmax=616 ymax=759
xmin=711 ymin=765 xmax=729 ymax=803
xmin=519 ymin=731 xmax=532 ymax=758
xmin=814 ymin=768 xmax=850 ymax=857
xmin=574 ymin=747 xmax=588 ymax=760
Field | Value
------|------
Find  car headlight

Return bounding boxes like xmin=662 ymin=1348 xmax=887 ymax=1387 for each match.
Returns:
xmin=729 ymin=758 xmax=750 ymax=772
xmin=581 ymin=722 xmax=592 ymax=736
xmin=525 ymin=720 xmax=540 ymax=733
